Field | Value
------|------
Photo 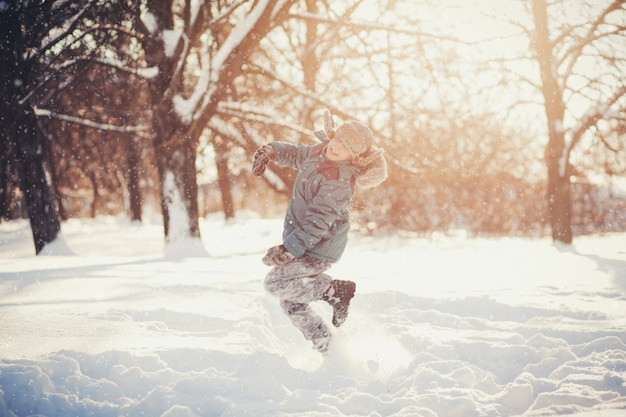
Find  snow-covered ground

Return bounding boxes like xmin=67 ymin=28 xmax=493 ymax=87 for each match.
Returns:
xmin=1 ymin=213 xmax=625 ymax=417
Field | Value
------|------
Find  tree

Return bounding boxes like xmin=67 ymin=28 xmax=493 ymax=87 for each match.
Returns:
xmin=26 ymin=0 xmax=154 ymax=222
xmin=204 ymin=0 xmax=540 ymax=234
xmin=133 ymin=0 xmax=297 ymax=246
xmin=0 ymin=1 xmax=70 ymax=253
xmin=1 ymin=0 xmax=159 ymax=252
xmin=530 ymin=0 xmax=626 ymax=243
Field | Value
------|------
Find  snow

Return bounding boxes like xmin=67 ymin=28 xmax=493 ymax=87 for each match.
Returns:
xmin=140 ymin=6 xmax=158 ymax=35
xmin=212 ymin=0 xmax=269 ymax=81
xmin=172 ymin=35 xmax=209 ymax=123
xmin=1 ymin=213 xmax=626 ymax=417
xmin=163 ymin=170 xmax=190 ymax=244
xmin=270 ymin=0 xmax=290 ymax=20
xmin=137 ymin=65 xmax=159 ymax=79
xmin=33 ymin=106 xmax=150 ymax=133
xmin=189 ymin=0 xmax=204 ymax=29
xmin=170 ymin=0 xmax=275 ymax=125
xmin=173 ymin=0 xmax=275 ymax=124
xmin=162 ymin=29 xmax=183 ymax=58
xmin=161 ymin=171 xmax=207 ymax=258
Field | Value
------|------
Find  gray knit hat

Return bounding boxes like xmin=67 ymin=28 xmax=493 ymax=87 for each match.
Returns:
xmin=336 ymin=121 xmax=374 ymax=159
xmin=322 ymin=109 xmax=388 ymax=189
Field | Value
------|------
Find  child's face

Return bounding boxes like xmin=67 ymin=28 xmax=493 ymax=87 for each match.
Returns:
xmin=325 ymin=137 xmax=352 ymax=162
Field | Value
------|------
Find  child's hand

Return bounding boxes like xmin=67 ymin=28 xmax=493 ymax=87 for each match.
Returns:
xmin=252 ymin=145 xmax=276 ymax=176
xmin=262 ymin=244 xmax=295 ymax=266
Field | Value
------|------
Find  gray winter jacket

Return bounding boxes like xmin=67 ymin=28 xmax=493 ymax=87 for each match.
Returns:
xmin=270 ymin=137 xmax=361 ymax=263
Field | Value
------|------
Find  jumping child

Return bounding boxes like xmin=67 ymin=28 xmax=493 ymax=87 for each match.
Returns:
xmin=252 ymin=109 xmax=387 ymax=353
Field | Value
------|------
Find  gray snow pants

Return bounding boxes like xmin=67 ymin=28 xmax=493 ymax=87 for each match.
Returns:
xmin=264 ymin=255 xmax=333 ymax=351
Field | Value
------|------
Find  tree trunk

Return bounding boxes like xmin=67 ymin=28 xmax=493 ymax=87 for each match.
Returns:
xmin=531 ymin=0 xmax=573 ymax=243
xmin=89 ymin=171 xmax=98 ymax=218
xmin=1 ymin=6 xmax=60 ymax=253
xmin=139 ymin=0 xmax=201 ymax=243
xmin=150 ymin=102 xmax=201 ymax=242
xmin=0 ymin=134 xmax=11 ymax=221
xmin=41 ymin=125 xmax=67 ymax=221
xmin=48 ymin=163 xmax=67 ymax=222
xmin=14 ymin=108 xmax=60 ymax=253
xmin=213 ymin=137 xmax=235 ymax=220
xmin=546 ymin=172 xmax=572 ymax=242
xmin=127 ymin=135 xmax=143 ymax=221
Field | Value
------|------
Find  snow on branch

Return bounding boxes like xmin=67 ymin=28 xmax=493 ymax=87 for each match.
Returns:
xmin=270 ymin=0 xmax=290 ymax=20
xmin=207 ymin=0 xmax=246 ymax=27
xmin=34 ymin=107 xmax=150 ymax=133
xmin=212 ymin=0 xmax=270 ymax=73
xmin=173 ymin=34 xmax=210 ymax=123
xmin=140 ymin=5 xmax=159 ymax=35
xmin=180 ymin=0 xmax=272 ymax=124
xmin=162 ymin=29 xmax=184 ymax=58
xmin=189 ymin=0 xmax=206 ymax=28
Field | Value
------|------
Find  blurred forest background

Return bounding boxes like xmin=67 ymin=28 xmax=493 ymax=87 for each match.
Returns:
xmin=1 ymin=0 xmax=625 ymax=254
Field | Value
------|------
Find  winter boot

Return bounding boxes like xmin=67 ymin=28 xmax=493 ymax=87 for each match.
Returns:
xmin=322 ymin=280 xmax=356 ymax=327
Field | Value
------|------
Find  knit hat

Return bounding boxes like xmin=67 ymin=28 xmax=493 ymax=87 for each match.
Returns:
xmin=322 ymin=109 xmax=388 ymax=189
xmin=336 ymin=121 xmax=373 ymax=156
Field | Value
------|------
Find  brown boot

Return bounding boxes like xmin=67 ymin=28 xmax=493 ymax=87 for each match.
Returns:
xmin=322 ymin=280 xmax=356 ymax=327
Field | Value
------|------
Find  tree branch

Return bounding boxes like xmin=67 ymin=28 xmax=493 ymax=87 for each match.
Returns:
xmin=19 ymin=56 xmax=156 ymax=105
xmin=288 ymin=12 xmax=470 ymax=44
xmin=558 ymin=1 xmax=625 ymax=82
xmin=34 ymin=107 xmax=150 ymax=133
xmin=568 ymin=85 xmax=626 ymax=157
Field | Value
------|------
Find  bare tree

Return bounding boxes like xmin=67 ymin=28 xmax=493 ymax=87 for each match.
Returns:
xmin=0 ymin=0 xmax=154 ymax=252
xmin=205 ymin=0 xmax=537 ymax=233
xmin=0 ymin=1 xmax=75 ymax=253
xmin=134 ymin=0 xmax=296 ymax=246
xmin=530 ymin=0 xmax=626 ymax=243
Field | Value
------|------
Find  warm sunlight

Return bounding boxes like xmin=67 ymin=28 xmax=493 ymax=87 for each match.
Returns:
xmin=309 ymin=0 xmax=539 ymax=129
xmin=3 ymin=1 xmax=626 ymax=416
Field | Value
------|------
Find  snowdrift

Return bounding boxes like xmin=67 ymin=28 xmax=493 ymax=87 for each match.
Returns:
xmin=1 ymin=214 xmax=625 ymax=416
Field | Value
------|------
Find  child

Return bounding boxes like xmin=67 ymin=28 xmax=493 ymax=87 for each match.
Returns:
xmin=252 ymin=109 xmax=387 ymax=354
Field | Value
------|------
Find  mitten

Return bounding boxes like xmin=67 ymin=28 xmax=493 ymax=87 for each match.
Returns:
xmin=262 ymin=244 xmax=295 ymax=266
xmin=252 ymin=144 xmax=276 ymax=176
